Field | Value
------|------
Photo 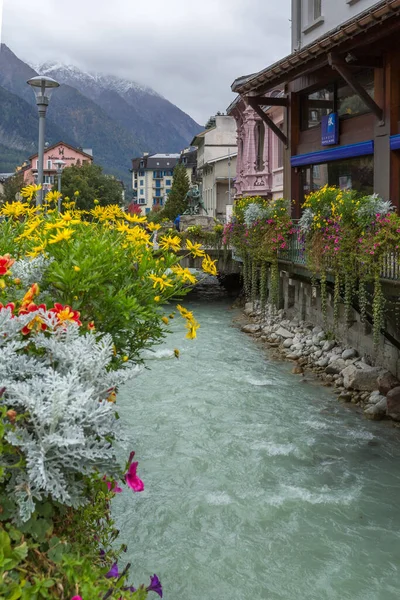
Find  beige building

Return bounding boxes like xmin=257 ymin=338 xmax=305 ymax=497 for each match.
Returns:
xmin=191 ymin=115 xmax=237 ymax=220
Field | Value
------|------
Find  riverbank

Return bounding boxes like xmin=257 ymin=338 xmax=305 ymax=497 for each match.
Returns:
xmin=239 ymin=301 xmax=400 ymax=424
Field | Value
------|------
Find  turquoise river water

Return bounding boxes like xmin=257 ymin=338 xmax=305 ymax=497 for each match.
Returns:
xmin=114 ymin=300 xmax=400 ymax=600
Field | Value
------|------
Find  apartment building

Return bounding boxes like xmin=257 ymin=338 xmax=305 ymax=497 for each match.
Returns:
xmin=131 ymin=153 xmax=180 ymax=214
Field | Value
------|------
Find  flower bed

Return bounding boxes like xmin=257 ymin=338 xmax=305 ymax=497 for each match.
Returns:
xmin=0 ymin=186 xmax=217 ymax=598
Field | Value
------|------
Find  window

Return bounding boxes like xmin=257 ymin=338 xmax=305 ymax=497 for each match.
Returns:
xmin=35 ymin=160 xmax=39 ymax=169
xmin=155 ymin=180 xmax=161 ymax=188
xmin=43 ymin=175 xmax=54 ymax=184
xmin=138 ymin=170 xmax=145 ymax=176
xmin=301 ymin=85 xmax=334 ymax=130
xmin=255 ymin=121 xmax=265 ymax=171
xmin=145 ymin=208 xmax=150 ymax=214
xmin=140 ymin=189 xmax=144 ymax=196
xmin=300 ymin=156 xmax=373 ymax=203
xmin=155 ymin=189 xmax=161 ymax=197
xmin=165 ymin=179 xmax=171 ymax=186
xmin=337 ymin=69 xmax=374 ymax=119
xmin=47 ymin=160 xmax=52 ymax=169
xmin=140 ymin=180 xmax=144 ymax=187
xmin=138 ymin=198 xmax=146 ymax=205
xmin=140 ymin=161 xmax=144 ymax=168
xmin=313 ymin=0 xmax=321 ymax=19
xmin=277 ymin=125 xmax=284 ymax=169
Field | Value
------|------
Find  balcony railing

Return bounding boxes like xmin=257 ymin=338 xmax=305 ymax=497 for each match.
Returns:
xmin=279 ymin=223 xmax=400 ymax=282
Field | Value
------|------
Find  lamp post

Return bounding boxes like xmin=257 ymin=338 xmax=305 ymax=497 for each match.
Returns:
xmin=27 ymin=76 xmax=60 ymax=206
xmin=53 ymin=159 xmax=66 ymax=212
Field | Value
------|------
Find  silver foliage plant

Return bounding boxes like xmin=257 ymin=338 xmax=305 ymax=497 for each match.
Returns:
xmin=12 ymin=255 xmax=53 ymax=287
xmin=0 ymin=307 xmax=141 ymax=522
xmin=356 ymin=194 xmax=395 ymax=225
xmin=244 ymin=203 xmax=269 ymax=228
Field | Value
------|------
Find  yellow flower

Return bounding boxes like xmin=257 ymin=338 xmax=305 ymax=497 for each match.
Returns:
xmin=185 ymin=318 xmax=200 ymax=340
xmin=125 ymin=213 xmax=147 ymax=224
xmin=174 ymin=348 xmax=180 ymax=359
xmin=123 ymin=355 xmax=129 ymax=362
xmin=1 ymin=202 xmax=31 ymax=218
xmin=20 ymin=184 xmax=42 ymax=202
xmin=162 ymin=316 xmax=169 ymax=325
xmin=159 ymin=235 xmax=181 ymax=253
xmin=176 ymin=304 xmax=193 ymax=320
xmin=202 ymin=254 xmax=218 ymax=276
xmin=74 ymin=191 xmax=80 ymax=197
xmin=48 ymin=228 xmax=74 ymax=244
xmin=154 ymin=296 xmax=161 ymax=302
xmin=149 ymin=274 xmax=173 ymax=291
xmin=45 ymin=190 xmax=62 ymax=204
xmin=186 ymin=239 xmax=205 ymax=258
xmin=94 ymin=199 xmax=99 ymax=205
xmin=147 ymin=222 xmax=161 ymax=232
xmin=26 ymin=243 xmax=47 ymax=257
xmin=169 ymin=313 xmax=175 ymax=319
xmin=73 ymin=266 xmax=81 ymax=272
xmin=171 ymin=266 xmax=197 ymax=285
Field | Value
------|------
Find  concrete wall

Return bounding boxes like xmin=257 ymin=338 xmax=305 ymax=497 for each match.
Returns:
xmin=278 ymin=269 xmax=400 ymax=377
xmin=292 ymin=0 xmax=381 ymax=51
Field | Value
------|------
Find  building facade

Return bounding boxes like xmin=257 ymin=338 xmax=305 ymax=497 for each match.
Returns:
xmin=233 ymin=0 xmax=400 ymax=216
xmin=179 ymin=148 xmax=198 ymax=185
xmin=227 ymin=94 xmax=284 ymax=200
xmin=0 ymin=173 xmax=14 ymax=198
xmin=21 ymin=142 xmax=93 ymax=190
xmin=191 ymin=115 xmax=237 ymax=219
xmin=131 ymin=153 xmax=180 ymax=214
xmin=292 ymin=0 xmax=382 ymax=51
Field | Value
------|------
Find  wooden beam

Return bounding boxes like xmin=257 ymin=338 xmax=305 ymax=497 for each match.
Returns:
xmin=344 ymin=55 xmax=384 ymax=69
xmin=247 ymin=97 xmax=288 ymax=146
xmin=248 ymin=95 xmax=289 ymax=107
xmin=328 ymin=52 xmax=384 ymax=123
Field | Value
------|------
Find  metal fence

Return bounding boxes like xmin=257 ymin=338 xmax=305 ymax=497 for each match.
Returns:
xmin=279 ymin=225 xmax=400 ymax=282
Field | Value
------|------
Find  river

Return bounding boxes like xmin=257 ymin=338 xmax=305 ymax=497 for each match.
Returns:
xmin=114 ymin=299 xmax=400 ymax=600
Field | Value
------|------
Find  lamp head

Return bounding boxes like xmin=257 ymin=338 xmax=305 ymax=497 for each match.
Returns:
xmin=27 ymin=75 xmax=60 ymax=105
xmin=53 ymin=159 xmax=66 ymax=174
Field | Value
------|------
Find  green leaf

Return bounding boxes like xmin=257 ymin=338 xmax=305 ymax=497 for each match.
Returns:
xmin=12 ymin=542 xmax=28 ymax=563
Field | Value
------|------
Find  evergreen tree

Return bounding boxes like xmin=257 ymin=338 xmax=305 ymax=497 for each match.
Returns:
xmin=163 ymin=164 xmax=190 ymax=220
xmin=61 ymin=163 xmax=124 ymax=210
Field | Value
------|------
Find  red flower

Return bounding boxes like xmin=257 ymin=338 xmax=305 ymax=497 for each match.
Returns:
xmin=49 ymin=303 xmax=82 ymax=327
xmin=19 ymin=303 xmax=47 ymax=335
xmin=0 ymin=302 xmax=15 ymax=313
xmin=0 ymin=254 xmax=15 ymax=276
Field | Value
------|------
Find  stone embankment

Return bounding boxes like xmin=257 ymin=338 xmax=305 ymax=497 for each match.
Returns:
xmin=241 ymin=302 xmax=400 ymax=423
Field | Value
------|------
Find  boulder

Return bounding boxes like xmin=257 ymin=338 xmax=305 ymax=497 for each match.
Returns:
xmin=338 ymin=392 xmax=352 ymax=402
xmin=286 ymin=353 xmax=299 ymax=360
xmin=312 ymin=326 xmax=323 ymax=334
xmin=364 ymin=397 xmax=387 ymax=420
xmin=342 ymin=348 xmax=358 ymax=360
xmin=317 ymin=357 xmax=329 ymax=368
xmin=367 ymin=391 xmax=384 ymax=405
xmin=276 ymin=327 xmax=294 ymax=339
xmin=241 ymin=324 xmax=261 ymax=334
xmin=325 ymin=359 xmax=347 ymax=375
xmin=386 ymin=387 xmax=400 ymax=421
xmin=292 ymin=365 xmax=304 ymax=375
xmin=377 ymin=371 xmax=400 ymax=396
xmin=283 ymin=338 xmax=293 ymax=348
xmin=322 ymin=340 xmax=336 ymax=352
xmin=342 ymin=365 xmax=382 ymax=391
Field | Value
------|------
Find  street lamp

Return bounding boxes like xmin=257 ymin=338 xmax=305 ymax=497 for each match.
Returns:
xmin=27 ymin=75 xmax=60 ymax=206
xmin=53 ymin=159 xmax=66 ymax=212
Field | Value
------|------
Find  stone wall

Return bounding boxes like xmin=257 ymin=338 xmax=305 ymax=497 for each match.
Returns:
xmin=278 ymin=269 xmax=400 ymax=378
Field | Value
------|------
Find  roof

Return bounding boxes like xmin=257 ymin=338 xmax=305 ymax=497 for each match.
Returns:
xmin=131 ymin=153 xmax=180 ymax=170
xmin=29 ymin=141 xmax=94 ymax=161
xmin=233 ymin=0 xmax=400 ymax=95
xmin=190 ymin=127 xmax=216 ymax=147
xmin=206 ymin=152 xmax=237 ymax=165
xmin=0 ymin=173 xmax=14 ymax=183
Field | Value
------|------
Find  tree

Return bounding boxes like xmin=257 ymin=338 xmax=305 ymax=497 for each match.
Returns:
xmin=163 ymin=163 xmax=190 ymax=220
xmin=60 ymin=163 xmax=123 ymax=210
xmin=0 ymin=173 xmax=24 ymax=204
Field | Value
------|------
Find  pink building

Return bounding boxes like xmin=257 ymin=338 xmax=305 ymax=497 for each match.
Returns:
xmin=227 ymin=90 xmax=284 ymax=200
xmin=21 ymin=142 xmax=93 ymax=190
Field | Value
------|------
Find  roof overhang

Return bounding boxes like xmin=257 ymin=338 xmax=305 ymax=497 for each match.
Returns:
xmin=233 ymin=0 xmax=400 ymax=96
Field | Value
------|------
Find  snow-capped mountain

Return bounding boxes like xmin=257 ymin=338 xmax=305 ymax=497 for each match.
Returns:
xmin=0 ymin=45 xmax=201 ymax=183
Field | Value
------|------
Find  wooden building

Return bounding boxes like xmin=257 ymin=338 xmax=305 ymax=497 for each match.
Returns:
xmin=232 ymin=0 xmax=400 ymax=216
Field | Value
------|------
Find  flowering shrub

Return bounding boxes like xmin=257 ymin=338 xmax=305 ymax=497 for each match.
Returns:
xmin=0 ymin=185 xmax=214 ymax=598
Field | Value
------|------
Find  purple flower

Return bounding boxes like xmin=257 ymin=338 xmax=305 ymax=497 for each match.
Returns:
xmin=122 ymin=586 xmax=137 ymax=593
xmin=105 ymin=563 xmax=119 ymax=579
xmin=147 ymin=574 xmax=163 ymax=597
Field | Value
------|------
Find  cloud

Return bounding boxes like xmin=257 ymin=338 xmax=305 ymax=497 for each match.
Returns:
xmin=1 ymin=0 xmax=291 ymax=124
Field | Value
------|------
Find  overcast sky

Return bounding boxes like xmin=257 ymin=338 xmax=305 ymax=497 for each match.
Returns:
xmin=1 ymin=0 xmax=291 ymax=125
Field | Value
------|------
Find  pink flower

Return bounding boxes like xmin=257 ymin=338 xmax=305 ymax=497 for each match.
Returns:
xmin=71 ymin=597 xmax=83 ymax=600
xmin=125 ymin=461 xmax=144 ymax=492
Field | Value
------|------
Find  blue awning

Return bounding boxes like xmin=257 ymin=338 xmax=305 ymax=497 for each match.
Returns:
xmin=390 ymin=135 xmax=400 ymax=150
xmin=291 ymin=140 xmax=374 ymax=167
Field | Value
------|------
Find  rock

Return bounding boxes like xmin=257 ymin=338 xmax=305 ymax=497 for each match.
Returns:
xmin=244 ymin=302 xmax=254 ymax=316
xmin=283 ymin=338 xmax=293 ymax=348
xmin=342 ymin=365 xmax=382 ymax=391
xmin=367 ymin=391 xmax=385 ymax=406
xmin=364 ymin=397 xmax=387 ymax=420
xmin=314 ymin=350 xmax=323 ymax=359
xmin=342 ymin=348 xmax=358 ymax=360
xmin=338 ymin=392 xmax=352 ymax=402
xmin=286 ymin=353 xmax=299 ymax=360
xmin=322 ymin=340 xmax=336 ymax=352
xmin=241 ymin=324 xmax=261 ymax=334
xmin=386 ymin=387 xmax=400 ymax=421
xmin=276 ymin=327 xmax=294 ymax=339
xmin=292 ymin=343 xmax=304 ymax=351
xmin=377 ymin=371 xmax=400 ymax=396
xmin=317 ymin=357 xmax=329 ymax=368
xmin=325 ymin=359 xmax=347 ymax=375
xmin=292 ymin=365 xmax=304 ymax=375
